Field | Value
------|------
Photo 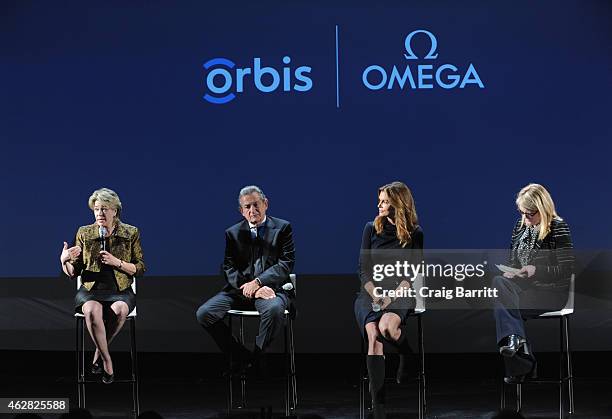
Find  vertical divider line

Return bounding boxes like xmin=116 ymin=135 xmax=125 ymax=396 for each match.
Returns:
xmin=335 ymin=24 xmax=340 ymax=108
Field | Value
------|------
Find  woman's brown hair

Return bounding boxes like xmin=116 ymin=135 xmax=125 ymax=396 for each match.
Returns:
xmin=374 ymin=181 xmax=418 ymax=247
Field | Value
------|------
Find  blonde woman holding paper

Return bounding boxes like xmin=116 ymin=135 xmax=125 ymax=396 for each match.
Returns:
xmin=493 ymin=183 xmax=574 ymax=384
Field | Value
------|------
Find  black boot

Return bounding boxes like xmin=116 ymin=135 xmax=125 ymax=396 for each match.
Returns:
xmin=377 ymin=326 xmax=413 ymax=383
xmin=377 ymin=325 xmax=413 ymax=354
xmin=367 ymin=355 xmax=386 ymax=419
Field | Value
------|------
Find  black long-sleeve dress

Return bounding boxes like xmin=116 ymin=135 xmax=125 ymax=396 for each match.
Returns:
xmin=354 ymin=220 xmax=424 ymax=335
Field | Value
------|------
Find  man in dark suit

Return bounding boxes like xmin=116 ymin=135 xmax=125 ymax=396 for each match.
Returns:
xmin=196 ymin=185 xmax=295 ymax=363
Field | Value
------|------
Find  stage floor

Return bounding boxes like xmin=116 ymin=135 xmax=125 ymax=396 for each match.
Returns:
xmin=1 ymin=352 xmax=611 ymax=418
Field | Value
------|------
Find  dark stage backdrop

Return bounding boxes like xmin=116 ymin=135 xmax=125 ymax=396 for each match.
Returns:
xmin=1 ymin=1 xmax=611 ymax=277
xmin=1 ymin=2 xmax=612 ymax=353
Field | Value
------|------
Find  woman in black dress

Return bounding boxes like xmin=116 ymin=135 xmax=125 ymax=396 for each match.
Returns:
xmin=354 ymin=181 xmax=423 ymax=419
xmin=60 ymin=188 xmax=145 ymax=384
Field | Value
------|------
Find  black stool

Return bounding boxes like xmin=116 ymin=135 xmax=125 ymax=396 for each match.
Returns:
xmin=75 ymin=277 xmax=140 ymax=418
xmin=359 ymin=306 xmax=426 ymax=419
xmin=500 ymin=274 xmax=575 ymax=418
xmin=227 ymin=274 xmax=297 ymax=416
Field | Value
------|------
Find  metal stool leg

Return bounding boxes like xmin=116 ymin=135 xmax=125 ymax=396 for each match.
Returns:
xmin=289 ymin=317 xmax=297 ymax=409
xmin=418 ymin=367 xmax=423 ymax=419
xmin=559 ymin=317 xmax=565 ymax=419
xmin=227 ymin=315 xmax=233 ymax=414
xmin=500 ymin=363 xmax=506 ymax=410
xmin=284 ymin=323 xmax=290 ymax=416
xmin=418 ymin=314 xmax=426 ymax=417
xmin=359 ymin=336 xmax=365 ymax=419
xmin=239 ymin=317 xmax=246 ymax=409
xmin=76 ymin=317 xmax=84 ymax=408
xmin=564 ymin=316 xmax=574 ymax=414
xmin=76 ymin=317 xmax=80 ymax=407
xmin=80 ymin=317 xmax=86 ymax=408
xmin=130 ymin=319 xmax=140 ymax=418
xmin=516 ymin=384 xmax=522 ymax=412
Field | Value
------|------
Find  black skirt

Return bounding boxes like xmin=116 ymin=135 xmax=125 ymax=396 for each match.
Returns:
xmin=75 ymin=270 xmax=136 ymax=314
xmin=354 ymin=293 xmax=413 ymax=336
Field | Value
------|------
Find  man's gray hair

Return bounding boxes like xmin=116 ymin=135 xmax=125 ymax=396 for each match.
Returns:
xmin=238 ymin=185 xmax=267 ymax=203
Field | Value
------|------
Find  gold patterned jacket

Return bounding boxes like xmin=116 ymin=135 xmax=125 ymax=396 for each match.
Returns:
xmin=70 ymin=222 xmax=146 ymax=291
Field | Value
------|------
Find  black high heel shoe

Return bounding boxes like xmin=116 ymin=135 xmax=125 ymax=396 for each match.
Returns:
xmin=102 ymin=370 xmax=114 ymax=384
xmin=499 ymin=334 xmax=527 ymax=357
xmin=101 ymin=360 xmax=114 ymax=384
xmin=91 ymin=358 xmax=103 ymax=375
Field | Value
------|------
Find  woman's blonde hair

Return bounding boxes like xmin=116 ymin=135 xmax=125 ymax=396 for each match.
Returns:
xmin=88 ymin=188 xmax=122 ymax=224
xmin=516 ymin=183 xmax=561 ymax=240
xmin=374 ymin=181 xmax=418 ymax=247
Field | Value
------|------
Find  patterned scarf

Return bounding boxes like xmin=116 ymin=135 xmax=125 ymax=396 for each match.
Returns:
xmin=516 ymin=225 xmax=539 ymax=267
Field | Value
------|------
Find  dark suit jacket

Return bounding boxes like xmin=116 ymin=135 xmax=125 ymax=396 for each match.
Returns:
xmin=223 ymin=216 xmax=295 ymax=295
xmin=508 ymin=217 xmax=574 ymax=288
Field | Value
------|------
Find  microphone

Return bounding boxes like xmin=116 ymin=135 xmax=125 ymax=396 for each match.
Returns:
xmin=99 ymin=226 xmax=107 ymax=252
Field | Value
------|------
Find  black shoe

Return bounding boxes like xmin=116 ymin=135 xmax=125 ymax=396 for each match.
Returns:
xmin=499 ymin=334 xmax=527 ymax=357
xmin=225 ymin=346 xmax=257 ymax=377
xmin=249 ymin=346 xmax=268 ymax=380
xmin=102 ymin=370 xmax=114 ymax=384
xmin=504 ymin=360 xmax=537 ymax=384
xmin=503 ymin=342 xmax=537 ymax=384
xmin=91 ymin=358 xmax=103 ymax=375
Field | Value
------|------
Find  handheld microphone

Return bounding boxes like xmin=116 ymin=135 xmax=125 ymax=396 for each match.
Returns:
xmin=99 ymin=226 xmax=107 ymax=252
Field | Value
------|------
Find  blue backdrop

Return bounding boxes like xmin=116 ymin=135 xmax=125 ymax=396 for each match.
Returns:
xmin=1 ymin=1 xmax=610 ymax=276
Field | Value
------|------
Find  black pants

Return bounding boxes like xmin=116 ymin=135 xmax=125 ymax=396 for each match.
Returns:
xmin=196 ymin=290 xmax=289 ymax=352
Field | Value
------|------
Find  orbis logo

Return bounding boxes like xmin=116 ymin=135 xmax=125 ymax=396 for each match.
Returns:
xmin=203 ymin=56 xmax=313 ymax=104
xmin=362 ymin=29 xmax=484 ymax=91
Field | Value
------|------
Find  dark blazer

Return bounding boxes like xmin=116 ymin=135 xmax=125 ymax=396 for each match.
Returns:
xmin=508 ymin=217 xmax=574 ymax=287
xmin=223 ymin=216 xmax=295 ymax=294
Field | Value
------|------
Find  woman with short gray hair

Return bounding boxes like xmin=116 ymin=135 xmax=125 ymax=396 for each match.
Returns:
xmin=60 ymin=187 xmax=145 ymax=384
